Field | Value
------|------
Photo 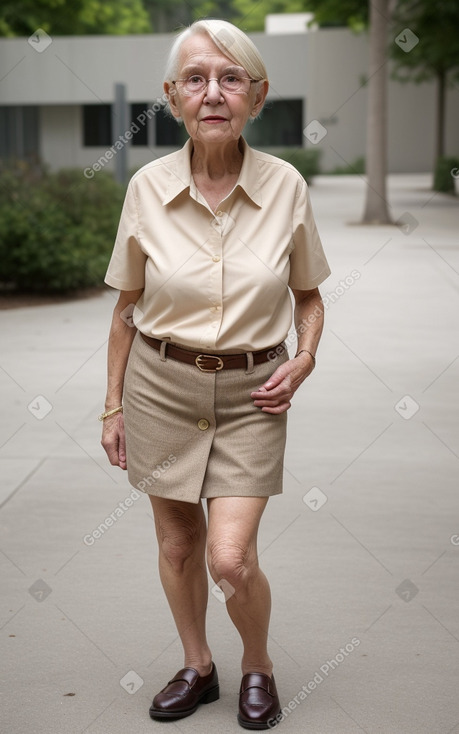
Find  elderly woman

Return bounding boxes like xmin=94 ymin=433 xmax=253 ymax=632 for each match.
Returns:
xmin=101 ymin=18 xmax=330 ymax=730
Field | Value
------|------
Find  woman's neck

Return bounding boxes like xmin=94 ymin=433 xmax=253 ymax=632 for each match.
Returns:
xmin=191 ymin=138 xmax=243 ymax=180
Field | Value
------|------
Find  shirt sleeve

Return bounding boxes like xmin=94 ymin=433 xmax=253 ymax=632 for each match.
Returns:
xmin=288 ymin=177 xmax=331 ymax=290
xmin=104 ymin=179 xmax=147 ymax=291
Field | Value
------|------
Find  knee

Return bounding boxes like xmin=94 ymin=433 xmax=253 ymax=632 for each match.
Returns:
xmin=158 ymin=510 xmax=203 ymax=573
xmin=207 ymin=538 xmax=253 ymax=590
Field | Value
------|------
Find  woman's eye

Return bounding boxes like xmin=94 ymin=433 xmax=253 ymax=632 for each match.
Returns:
xmin=189 ymin=75 xmax=204 ymax=84
xmin=224 ymin=75 xmax=239 ymax=84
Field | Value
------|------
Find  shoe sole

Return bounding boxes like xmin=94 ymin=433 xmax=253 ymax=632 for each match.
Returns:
xmin=149 ymin=684 xmax=220 ymax=720
xmin=237 ymin=713 xmax=279 ymax=730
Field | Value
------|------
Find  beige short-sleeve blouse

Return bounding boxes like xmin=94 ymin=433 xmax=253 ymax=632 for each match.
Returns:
xmin=105 ymin=137 xmax=331 ymax=353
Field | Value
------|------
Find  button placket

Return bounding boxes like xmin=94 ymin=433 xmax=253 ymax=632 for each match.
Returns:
xmin=207 ymin=220 xmax=223 ymax=340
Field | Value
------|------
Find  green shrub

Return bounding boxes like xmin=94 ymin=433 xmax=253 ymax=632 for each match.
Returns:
xmin=433 ymin=156 xmax=459 ymax=194
xmin=275 ymin=148 xmax=322 ymax=184
xmin=328 ymin=156 xmax=365 ymax=175
xmin=0 ymin=161 xmax=125 ymax=294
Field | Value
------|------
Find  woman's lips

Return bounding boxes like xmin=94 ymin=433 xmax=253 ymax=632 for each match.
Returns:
xmin=201 ymin=116 xmax=227 ymax=123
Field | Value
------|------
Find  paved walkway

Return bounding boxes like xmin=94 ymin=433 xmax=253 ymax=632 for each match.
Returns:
xmin=1 ymin=174 xmax=458 ymax=734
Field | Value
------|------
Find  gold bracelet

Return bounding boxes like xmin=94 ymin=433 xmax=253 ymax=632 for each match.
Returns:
xmin=98 ymin=405 xmax=123 ymax=421
xmin=295 ymin=349 xmax=316 ymax=366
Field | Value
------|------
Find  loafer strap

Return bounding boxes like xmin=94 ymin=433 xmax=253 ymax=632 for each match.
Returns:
xmin=240 ymin=672 xmax=276 ymax=696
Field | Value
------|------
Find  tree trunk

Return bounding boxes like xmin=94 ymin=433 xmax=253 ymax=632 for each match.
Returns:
xmin=361 ymin=0 xmax=392 ymax=224
xmin=435 ymin=69 xmax=446 ymax=160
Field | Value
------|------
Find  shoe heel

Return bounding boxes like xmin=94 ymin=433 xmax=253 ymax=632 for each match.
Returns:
xmin=202 ymin=685 xmax=220 ymax=704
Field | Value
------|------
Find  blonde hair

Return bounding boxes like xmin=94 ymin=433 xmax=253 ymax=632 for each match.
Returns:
xmin=164 ymin=19 xmax=268 ymax=84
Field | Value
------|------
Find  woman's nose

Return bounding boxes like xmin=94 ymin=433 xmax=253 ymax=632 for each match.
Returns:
xmin=204 ymin=78 xmax=223 ymax=103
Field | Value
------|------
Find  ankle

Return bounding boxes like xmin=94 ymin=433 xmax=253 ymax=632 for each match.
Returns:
xmin=241 ymin=657 xmax=273 ymax=678
xmin=194 ymin=662 xmax=214 ymax=677
xmin=184 ymin=656 xmax=213 ymax=677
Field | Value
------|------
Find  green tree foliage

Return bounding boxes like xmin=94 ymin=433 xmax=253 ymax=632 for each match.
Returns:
xmin=298 ymin=0 xmax=367 ymax=30
xmin=391 ymin=0 xmax=459 ymax=161
xmin=229 ymin=0 xmax=305 ymax=32
xmin=391 ymin=0 xmax=459 ymax=83
xmin=0 ymin=0 xmax=150 ymax=37
xmin=143 ymin=0 xmax=306 ymax=33
xmin=0 ymin=0 xmax=370 ymax=36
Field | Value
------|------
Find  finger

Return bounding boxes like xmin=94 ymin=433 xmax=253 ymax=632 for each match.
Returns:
xmin=104 ymin=445 xmax=120 ymax=466
xmin=251 ymin=378 xmax=293 ymax=395
xmin=253 ymin=365 xmax=292 ymax=392
xmin=251 ymin=385 xmax=289 ymax=400
xmin=252 ymin=384 xmax=292 ymax=400
xmin=263 ymin=360 xmax=305 ymax=390
xmin=253 ymin=394 xmax=292 ymax=408
xmin=260 ymin=402 xmax=291 ymax=414
xmin=253 ymin=397 xmax=285 ymax=407
xmin=118 ymin=427 xmax=127 ymax=470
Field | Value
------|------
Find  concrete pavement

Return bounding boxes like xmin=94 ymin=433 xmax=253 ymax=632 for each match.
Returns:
xmin=1 ymin=173 xmax=458 ymax=734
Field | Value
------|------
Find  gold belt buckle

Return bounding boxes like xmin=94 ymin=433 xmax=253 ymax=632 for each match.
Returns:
xmin=195 ymin=354 xmax=224 ymax=372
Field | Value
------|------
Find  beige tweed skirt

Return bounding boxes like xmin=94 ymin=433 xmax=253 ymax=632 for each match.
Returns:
xmin=123 ymin=331 xmax=288 ymax=504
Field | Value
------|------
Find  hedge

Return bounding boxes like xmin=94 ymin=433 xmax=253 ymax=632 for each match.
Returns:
xmin=433 ymin=156 xmax=459 ymax=194
xmin=0 ymin=162 xmax=125 ymax=294
xmin=274 ymin=148 xmax=322 ymax=184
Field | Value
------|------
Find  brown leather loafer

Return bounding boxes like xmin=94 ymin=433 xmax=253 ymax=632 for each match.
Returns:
xmin=149 ymin=662 xmax=219 ymax=720
xmin=238 ymin=672 xmax=281 ymax=730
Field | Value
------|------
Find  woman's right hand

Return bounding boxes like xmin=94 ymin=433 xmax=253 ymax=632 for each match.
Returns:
xmin=101 ymin=412 xmax=127 ymax=470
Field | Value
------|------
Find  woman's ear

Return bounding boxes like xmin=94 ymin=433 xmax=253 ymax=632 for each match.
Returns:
xmin=164 ymin=81 xmax=181 ymax=119
xmin=250 ymin=79 xmax=269 ymax=119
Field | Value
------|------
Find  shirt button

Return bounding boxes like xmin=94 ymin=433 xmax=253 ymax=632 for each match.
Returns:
xmin=216 ymin=210 xmax=223 ymax=216
xmin=198 ymin=419 xmax=210 ymax=431
xmin=212 ymin=255 xmax=221 ymax=263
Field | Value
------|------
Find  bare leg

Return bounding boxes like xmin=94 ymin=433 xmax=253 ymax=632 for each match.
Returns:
xmin=206 ymin=496 xmax=273 ymax=677
xmin=149 ymin=495 xmax=212 ymax=675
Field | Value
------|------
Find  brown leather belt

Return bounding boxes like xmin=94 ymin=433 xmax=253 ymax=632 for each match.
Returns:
xmin=140 ymin=333 xmax=284 ymax=372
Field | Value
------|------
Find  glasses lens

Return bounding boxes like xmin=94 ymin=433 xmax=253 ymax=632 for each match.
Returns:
xmin=183 ymin=75 xmax=206 ymax=95
xmin=220 ymin=74 xmax=246 ymax=93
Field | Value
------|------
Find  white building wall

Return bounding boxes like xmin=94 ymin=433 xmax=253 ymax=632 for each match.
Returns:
xmin=306 ymin=29 xmax=369 ymax=172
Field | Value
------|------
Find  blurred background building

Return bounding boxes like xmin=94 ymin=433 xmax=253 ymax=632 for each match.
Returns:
xmin=1 ymin=23 xmax=458 ymax=174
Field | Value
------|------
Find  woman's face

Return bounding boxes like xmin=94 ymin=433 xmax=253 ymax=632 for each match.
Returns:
xmin=165 ymin=33 xmax=268 ymax=146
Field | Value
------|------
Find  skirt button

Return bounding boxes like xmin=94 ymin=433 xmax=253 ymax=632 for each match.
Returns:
xmin=197 ymin=419 xmax=210 ymax=431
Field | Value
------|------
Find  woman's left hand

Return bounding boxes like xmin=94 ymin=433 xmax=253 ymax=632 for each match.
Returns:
xmin=250 ymin=352 xmax=315 ymax=414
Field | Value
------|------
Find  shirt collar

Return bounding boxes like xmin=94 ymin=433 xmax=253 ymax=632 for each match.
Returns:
xmin=162 ymin=136 xmax=263 ymax=208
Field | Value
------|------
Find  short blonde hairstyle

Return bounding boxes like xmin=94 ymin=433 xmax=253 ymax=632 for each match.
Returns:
xmin=164 ymin=19 xmax=268 ymax=84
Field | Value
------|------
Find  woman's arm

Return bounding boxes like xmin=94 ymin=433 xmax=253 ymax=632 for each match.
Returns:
xmin=250 ymin=287 xmax=325 ymax=414
xmin=101 ymin=288 xmax=144 ymax=469
xmin=292 ymin=286 xmax=325 ymax=371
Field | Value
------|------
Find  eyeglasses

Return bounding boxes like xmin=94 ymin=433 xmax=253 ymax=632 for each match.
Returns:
xmin=171 ymin=73 xmax=260 ymax=96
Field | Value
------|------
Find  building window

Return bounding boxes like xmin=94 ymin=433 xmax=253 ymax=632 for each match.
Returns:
xmin=83 ymin=105 xmax=112 ymax=146
xmin=156 ymin=108 xmax=188 ymax=147
xmin=0 ymin=106 xmax=39 ymax=160
xmin=243 ymin=99 xmax=303 ymax=147
xmin=130 ymin=103 xmax=149 ymax=146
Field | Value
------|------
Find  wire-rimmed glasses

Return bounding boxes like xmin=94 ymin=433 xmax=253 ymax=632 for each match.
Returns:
xmin=171 ymin=73 xmax=261 ymax=96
